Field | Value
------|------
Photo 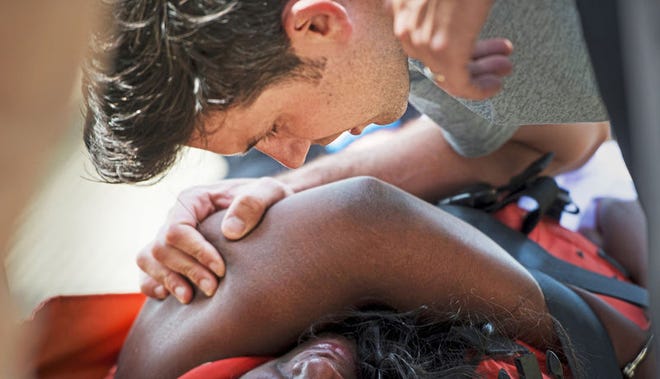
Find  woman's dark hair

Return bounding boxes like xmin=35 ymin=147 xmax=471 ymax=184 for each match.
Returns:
xmin=83 ymin=0 xmax=325 ymax=183
xmin=303 ymin=306 xmax=578 ymax=379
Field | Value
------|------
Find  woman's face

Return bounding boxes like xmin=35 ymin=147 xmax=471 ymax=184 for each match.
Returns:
xmin=241 ymin=335 xmax=358 ymax=379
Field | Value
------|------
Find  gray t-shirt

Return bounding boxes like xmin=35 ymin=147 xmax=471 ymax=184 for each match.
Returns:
xmin=408 ymin=0 xmax=608 ymax=157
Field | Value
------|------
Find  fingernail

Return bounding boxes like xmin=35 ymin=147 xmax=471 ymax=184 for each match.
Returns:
xmin=174 ymin=286 xmax=187 ymax=303
xmin=223 ymin=216 xmax=245 ymax=238
xmin=200 ymin=279 xmax=214 ymax=297
xmin=154 ymin=285 xmax=167 ymax=299
xmin=211 ymin=262 xmax=225 ymax=277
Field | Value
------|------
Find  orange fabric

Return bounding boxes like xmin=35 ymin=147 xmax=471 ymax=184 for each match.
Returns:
xmin=29 ymin=293 xmax=146 ymax=379
xmin=494 ymin=205 xmax=649 ymax=329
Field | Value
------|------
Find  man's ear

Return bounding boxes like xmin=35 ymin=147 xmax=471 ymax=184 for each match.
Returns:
xmin=282 ymin=0 xmax=353 ymax=48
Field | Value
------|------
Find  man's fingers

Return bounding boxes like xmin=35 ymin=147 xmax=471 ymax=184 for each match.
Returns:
xmin=164 ymin=223 xmax=226 ymax=277
xmin=437 ymin=53 xmax=511 ymax=100
xmin=169 ymin=187 xmax=223 ymax=226
xmin=472 ymin=38 xmax=513 ymax=59
xmin=222 ymin=194 xmax=268 ymax=240
xmin=137 ymin=246 xmax=195 ymax=304
xmin=140 ymin=276 xmax=169 ymax=300
xmin=390 ymin=0 xmax=499 ymax=100
xmin=151 ymin=239 xmax=220 ymax=298
xmin=463 ymin=54 xmax=511 ymax=98
xmin=167 ymin=179 xmax=253 ymax=227
xmin=470 ymin=74 xmax=503 ymax=98
xmin=221 ymin=177 xmax=292 ymax=240
xmin=468 ymin=54 xmax=513 ymax=77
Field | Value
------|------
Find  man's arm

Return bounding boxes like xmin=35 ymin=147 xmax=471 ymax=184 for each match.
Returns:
xmin=280 ymin=117 xmax=611 ymax=202
xmin=118 ymin=177 xmax=552 ymax=378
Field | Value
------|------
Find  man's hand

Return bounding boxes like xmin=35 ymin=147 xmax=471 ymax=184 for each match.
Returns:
xmin=137 ymin=177 xmax=293 ymax=303
xmin=386 ymin=0 xmax=513 ymax=100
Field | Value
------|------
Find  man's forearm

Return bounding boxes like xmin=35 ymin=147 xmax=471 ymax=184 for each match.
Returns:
xmin=279 ymin=118 xmax=610 ymax=202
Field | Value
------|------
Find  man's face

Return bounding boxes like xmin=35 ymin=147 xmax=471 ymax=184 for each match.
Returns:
xmin=189 ymin=72 xmax=408 ymax=168
xmin=187 ymin=0 xmax=411 ymax=167
xmin=241 ymin=335 xmax=358 ymax=379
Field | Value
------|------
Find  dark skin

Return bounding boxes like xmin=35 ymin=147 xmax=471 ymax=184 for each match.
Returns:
xmin=117 ymin=178 xmax=651 ymax=378
xmin=579 ymin=198 xmax=648 ymax=287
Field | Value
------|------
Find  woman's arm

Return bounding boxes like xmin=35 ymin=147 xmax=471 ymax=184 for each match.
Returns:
xmin=117 ymin=177 xmax=551 ymax=378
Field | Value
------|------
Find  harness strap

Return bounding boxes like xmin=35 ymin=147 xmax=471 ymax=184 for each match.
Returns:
xmin=531 ymin=270 xmax=623 ymax=378
xmin=438 ymin=204 xmax=631 ymax=377
xmin=546 ymin=350 xmax=565 ymax=379
xmin=439 ymin=205 xmax=649 ymax=308
xmin=515 ymin=353 xmax=544 ymax=379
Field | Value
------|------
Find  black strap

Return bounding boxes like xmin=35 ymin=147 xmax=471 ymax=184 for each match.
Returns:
xmin=531 ymin=270 xmax=623 ymax=378
xmin=515 ymin=353 xmax=543 ymax=379
xmin=439 ymin=205 xmax=649 ymax=308
xmin=497 ymin=176 xmax=568 ymax=234
xmin=545 ymin=350 xmax=564 ymax=379
xmin=439 ymin=153 xmax=579 ymax=234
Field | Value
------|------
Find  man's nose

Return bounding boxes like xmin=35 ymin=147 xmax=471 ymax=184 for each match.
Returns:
xmin=256 ymin=137 xmax=311 ymax=169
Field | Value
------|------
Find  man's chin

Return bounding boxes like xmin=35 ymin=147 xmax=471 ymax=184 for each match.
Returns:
xmin=375 ymin=108 xmax=406 ymax=125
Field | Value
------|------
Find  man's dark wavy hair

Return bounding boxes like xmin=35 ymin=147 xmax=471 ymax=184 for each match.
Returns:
xmin=83 ymin=0 xmax=324 ymax=183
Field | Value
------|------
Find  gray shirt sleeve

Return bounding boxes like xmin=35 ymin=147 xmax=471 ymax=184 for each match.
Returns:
xmin=407 ymin=0 xmax=608 ymax=158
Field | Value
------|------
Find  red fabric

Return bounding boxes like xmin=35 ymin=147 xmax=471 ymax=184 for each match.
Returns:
xmin=178 ymin=356 xmax=272 ymax=379
xmin=494 ymin=205 xmax=649 ymax=329
xmin=27 ymin=294 xmax=272 ymax=379
xmin=28 ymin=293 xmax=146 ymax=379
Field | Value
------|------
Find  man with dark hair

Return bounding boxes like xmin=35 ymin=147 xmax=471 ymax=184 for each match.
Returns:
xmin=84 ymin=0 xmax=323 ymax=183
xmin=83 ymin=0 xmax=610 ymax=303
